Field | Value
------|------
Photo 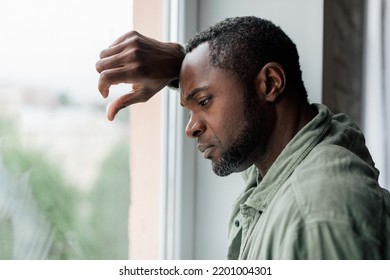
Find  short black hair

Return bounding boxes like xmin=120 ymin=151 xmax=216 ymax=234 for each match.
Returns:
xmin=186 ymin=16 xmax=307 ymax=100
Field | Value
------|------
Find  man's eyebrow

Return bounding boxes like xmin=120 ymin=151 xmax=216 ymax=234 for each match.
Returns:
xmin=180 ymin=86 xmax=209 ymax=107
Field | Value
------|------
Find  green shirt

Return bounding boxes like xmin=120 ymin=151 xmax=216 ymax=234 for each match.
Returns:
xmin=227 ymin=104 xmax=390 ymax=259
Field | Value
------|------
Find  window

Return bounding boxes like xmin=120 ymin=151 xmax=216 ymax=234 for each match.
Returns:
xmin=0 ymin=0 xmax=133 ymax=259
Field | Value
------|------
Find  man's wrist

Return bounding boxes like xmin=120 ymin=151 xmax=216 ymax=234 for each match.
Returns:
xmin=167 ymin=78 xmax=180 ymax=89
xmin=166 ymin=43 xmax=185 ymax=89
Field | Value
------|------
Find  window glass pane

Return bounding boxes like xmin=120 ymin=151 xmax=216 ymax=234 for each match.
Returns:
xmin=0 ymin=0 xmax=133 ymax=259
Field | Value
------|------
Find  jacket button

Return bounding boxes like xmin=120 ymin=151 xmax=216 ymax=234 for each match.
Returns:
xmin=235 ymin=220 xmax=240 ymax=227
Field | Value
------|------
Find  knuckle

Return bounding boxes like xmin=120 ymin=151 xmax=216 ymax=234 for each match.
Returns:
xmin=95 ymin=61 xmax=104 ymax=73
xmin=128 ymin=30 xmax=140 ymax=37
xmin=130 ymin=47 xmax=143 ymax=61
xmin=99 ymin=49 xmax=107 ymax=59
xmin=128 ymin=34 xmax=142 ymax=48
xmin=99 ymin=71 xmax=110 ymax=82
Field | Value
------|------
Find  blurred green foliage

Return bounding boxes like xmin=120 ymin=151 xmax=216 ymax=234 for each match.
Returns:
xmin=0 ymin=117 xmax=130 ymax=259
xmin=80 ymin=141 xmax=130 ymax=259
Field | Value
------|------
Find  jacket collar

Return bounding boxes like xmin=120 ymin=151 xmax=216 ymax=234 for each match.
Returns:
xmin=243 ymin=104 xmax=332 ymax=212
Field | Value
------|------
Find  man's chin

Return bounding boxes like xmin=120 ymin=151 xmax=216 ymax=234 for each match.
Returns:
xmin=211 ymin=159 xmax=237 ymax=177
xmin=212 ymin=167 xmax=233 ymax=177
xmin=211 ymin=156 xmax=254 ymax=177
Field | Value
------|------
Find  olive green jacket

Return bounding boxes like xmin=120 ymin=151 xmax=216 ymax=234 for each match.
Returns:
xmin=228 ymin=104 xmax=390 ymax=259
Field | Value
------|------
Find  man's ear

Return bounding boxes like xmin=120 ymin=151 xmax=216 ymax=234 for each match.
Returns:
xmin=255 ymin=62 xmax=286 ymax=103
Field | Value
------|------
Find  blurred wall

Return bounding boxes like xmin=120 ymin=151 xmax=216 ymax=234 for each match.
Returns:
xmin=322 ymin=0 xmax=365 ymax=128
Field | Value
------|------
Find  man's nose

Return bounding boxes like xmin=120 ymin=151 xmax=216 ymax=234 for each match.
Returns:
xmin=185 ymin=116 xmax=206 ymax=138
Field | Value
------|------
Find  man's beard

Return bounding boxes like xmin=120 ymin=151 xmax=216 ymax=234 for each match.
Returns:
xmin=212 ymin=90 xmax=265 ymax=177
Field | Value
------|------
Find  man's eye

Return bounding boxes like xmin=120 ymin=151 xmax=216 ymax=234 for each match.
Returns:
xmin=199 ymin=98 xmax=211 ymax=107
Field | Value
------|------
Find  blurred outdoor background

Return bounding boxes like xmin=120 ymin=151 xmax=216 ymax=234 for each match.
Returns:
xmin=0 ymin=0 xmax=133 ymax=259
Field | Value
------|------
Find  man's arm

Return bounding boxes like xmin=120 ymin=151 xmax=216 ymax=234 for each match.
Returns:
xmin=95 ymin=31 xmax=185 ymax=120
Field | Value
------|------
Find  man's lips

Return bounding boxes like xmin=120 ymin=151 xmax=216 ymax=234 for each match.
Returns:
xmin=197 ymin=143 xmax=215 ymax=158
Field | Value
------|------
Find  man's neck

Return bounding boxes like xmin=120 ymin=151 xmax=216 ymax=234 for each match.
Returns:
xmin=255 ymin=100 xmax=316 ymax=177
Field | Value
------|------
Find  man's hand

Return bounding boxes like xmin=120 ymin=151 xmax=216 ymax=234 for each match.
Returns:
xmin=96 ymin=31 xmax=184 ymax=120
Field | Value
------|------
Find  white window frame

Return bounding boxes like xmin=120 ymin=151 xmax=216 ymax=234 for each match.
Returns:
xmin=160 ymin=0 xmax=199 ymax=260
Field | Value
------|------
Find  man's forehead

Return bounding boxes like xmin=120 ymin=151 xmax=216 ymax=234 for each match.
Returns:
xmin=179 ymin=43 xmax=211 ymax=103
xmin=181 ymin=42 xmax=210 ymax=69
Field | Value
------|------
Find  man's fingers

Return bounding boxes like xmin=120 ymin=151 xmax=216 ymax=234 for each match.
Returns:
xmin=96 ymin=51 xmax=130 ymax=73
xmin=109 ymin=30 xmax=141 ymax=47
xmin=98 ymin=66 xmax=135 ymax=98
xmin=98 ymin=30 xmax=142 ymax=60
xmin=109 ymin=31 xmax=133 ymax=47
xmin=106 ymin=90 xmax=146 ymax=121
xmin=99 ymin=41 xmax=127 ymax=59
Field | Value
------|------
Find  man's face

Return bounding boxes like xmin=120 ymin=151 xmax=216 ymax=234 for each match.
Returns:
xmin=180 ymin=43 xmax=266 ymax=176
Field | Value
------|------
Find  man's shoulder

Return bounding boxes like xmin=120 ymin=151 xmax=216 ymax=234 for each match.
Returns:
xmin=296 ymin=143 xmax=379 ymax=185
xmin=290 ymin=144 xmax=385 ymax=220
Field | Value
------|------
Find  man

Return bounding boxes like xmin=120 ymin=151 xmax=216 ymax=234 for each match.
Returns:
xmin=96 ymin=16 xmax=390 ymax=259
